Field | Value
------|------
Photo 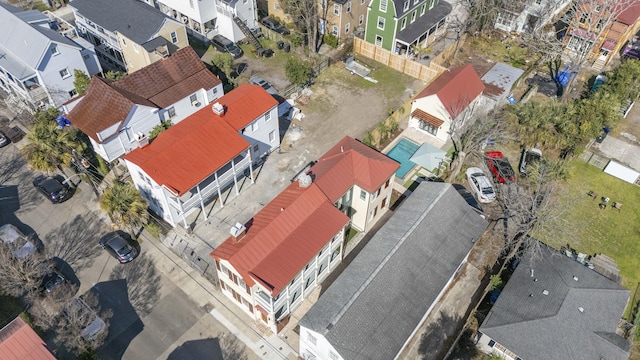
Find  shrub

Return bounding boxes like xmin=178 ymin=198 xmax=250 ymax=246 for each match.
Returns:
xmin=285 ymin=57 xmax=313 ymax=86
xmin=324 ymin=34 xmax=339 ymax=48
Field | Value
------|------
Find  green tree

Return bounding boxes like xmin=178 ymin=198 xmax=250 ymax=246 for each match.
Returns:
xmin=362 ymin=131 xmax=374 ymax=148
xmin=73 ymin=70 xmax=91 ymax=96
xmin=285 ymin=57 xmax=313 ymax=86
xmin=105 ymin=71 xmax=126 ymax=80
xmin=100 ymin=181 xmax=148 ymax=231
xmin=148 ymin=120 xmax=172 ymax=140
xmin=211 ymin=53 xmax=234 ymax=81
xmin=22 ymin=109 xmax=84 ymax=172
xmin=376 ymin=121 xmax=389 ymax=146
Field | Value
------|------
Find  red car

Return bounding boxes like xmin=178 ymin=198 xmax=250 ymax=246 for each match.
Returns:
xmin=485 ymin=151 xmax=515 ymax=183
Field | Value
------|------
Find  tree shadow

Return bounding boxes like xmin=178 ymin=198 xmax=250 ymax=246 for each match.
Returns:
xmin=108 ymin=253 xmax=161 ymax=317
xmin=168 ymin=338 xmax=223 ymax=360
xmin=92 ymin=279 xmax=144 ymax=360
xmin=418 ymin=311 xmax=461 ymax=359
xmin=45 ymin=214 xmax=107 ymax=272
xmin=447 ymin=329 xmax=479 ymax=360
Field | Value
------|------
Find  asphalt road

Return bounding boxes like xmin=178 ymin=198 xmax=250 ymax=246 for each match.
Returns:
xmin=0 ymin=141 xmax=239 ymax=359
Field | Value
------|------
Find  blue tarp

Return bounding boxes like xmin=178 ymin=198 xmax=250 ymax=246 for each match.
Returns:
xmin=55 ymin=116 xmax=71 ymax=127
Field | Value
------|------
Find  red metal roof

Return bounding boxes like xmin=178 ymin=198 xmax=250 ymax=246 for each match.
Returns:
xmin=0 ymin=317 xmax=56 ymax=360
xmin=310 ymin=136 xmax=400 ymax=202
xmin=123 ymin=84 xmax=277 ymax=195
xmin=414 ymin=64 xmax=485 ymax=119
xmin=211 ymin=136 xmax=396 ymax=295
xmin=210 ymin=84 xmax=278 ymax=131
xmin=123 ymin=106 xmax=249 ymax=195
xmin=67 ymin=47 xmax=221 ymax=143
xmin=211 ymin=182 xmax=349 ymax=295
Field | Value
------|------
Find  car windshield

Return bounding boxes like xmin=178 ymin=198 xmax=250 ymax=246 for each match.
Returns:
xmin=116 ymin=243 xmax=132 ymax=256
xmin=228 ymin=43 xmax=239 ymax=51
xmin=482 ymin=187 xmax=494 ymax=195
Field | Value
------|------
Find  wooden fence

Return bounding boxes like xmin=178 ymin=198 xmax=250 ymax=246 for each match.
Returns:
xmin=353 ymin=37 xmax=446 ymax=83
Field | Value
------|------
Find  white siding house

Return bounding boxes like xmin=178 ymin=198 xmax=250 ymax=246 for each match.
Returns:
xmin=494 ymin=0 xmax=571 ymax=34
xmin=211 ymin=136 xmax=399 ymax=334
xmin=0 ymin=3 xmax=102 ymax=111
xmin=122 ymin=83 xmax=279 ymax=228
xmin=65 ymin=47 xmax=222 ymax=163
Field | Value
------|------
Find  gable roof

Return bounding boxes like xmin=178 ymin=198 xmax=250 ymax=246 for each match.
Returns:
xmin=67 ymin=47 xmax=221 ymax=142
xmin=310 ymin=136 xmax=400 ymax=202
xmin=211 ymin=182 xmax=350 ymax=295
xmin=479 ymin=245 xmax=630 ymax=360
xmin=0 ymin=3 xmax=80 ymax=80
xmin=69 ymin=0 xmax=177 ymax=44
xmin=0 ymin=317 xmax=56 ymax=360
xmin=299 ymin=182 xmax=489 ymax=360
xmin=414 ymin=63 xmax=485 ymax=118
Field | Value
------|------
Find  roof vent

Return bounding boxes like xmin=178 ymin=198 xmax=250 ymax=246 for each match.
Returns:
xmin=573 ymin=276 xmax=579 ymax=281
xmin=542 ymin=290 xmax=549 ymax=296
xmin=229 ymin=222 xmax=246 ymax=240
xmin=530 ymin=269 xmax=534 ymax=277
xmin=212 ymin=102 xmax=225 ymax=115
xmin=578 ymin=307 xmax=584 ymax=313
xmin=298 ymin=173 xmax=312 ymax=188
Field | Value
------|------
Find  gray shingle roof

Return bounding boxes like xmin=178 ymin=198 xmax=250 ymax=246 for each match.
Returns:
xmin=299 ymin=182 xmax=488 ymax=360
xmin=0 ymin=3 xmax=80 ymax=80
xmin=69 ymin=0 xmax=175 ymax=44
xmin=479 ymin=245 xmax=630 ymax=360
xmin=396 ymin=0 xmax=452 ymax=44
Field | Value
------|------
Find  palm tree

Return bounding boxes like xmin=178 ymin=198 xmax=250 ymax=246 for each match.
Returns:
xmin=100 ymin=182 xmax=148 ymax=231
xmin=22 ymin=110 xmax=84 ymax=172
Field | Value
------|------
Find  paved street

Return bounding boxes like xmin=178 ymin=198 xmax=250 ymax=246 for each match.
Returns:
xmin=0 ymin=142 xmax=260 ymax=359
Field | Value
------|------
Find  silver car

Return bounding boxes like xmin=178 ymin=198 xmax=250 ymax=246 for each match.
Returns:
xmin=465 ymin=167 xmax=496 ymax=203
xmin=249 ymin=76 xmax=277 ymax=95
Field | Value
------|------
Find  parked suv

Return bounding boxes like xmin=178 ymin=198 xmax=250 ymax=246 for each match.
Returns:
xmin=32 ymin=175 xmax=70 ymax=203
xmin=519 ymin=148 xmax=542 ymax=176
xmin=211 ymin=35 xmax=243 ymax=58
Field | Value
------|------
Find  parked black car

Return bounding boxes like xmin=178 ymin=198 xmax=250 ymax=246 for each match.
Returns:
xmin=99 ymin=231 xmax=139 ymax=264
xmin=211 ymin=35 xmax=243 ymax=58
xmin=260 ymin=17 xmax=290 ymax=35
xmin=32 ymin=175 xmax=70 ymax=203
xmin=41 ymin=268 xmax=67 ymax=293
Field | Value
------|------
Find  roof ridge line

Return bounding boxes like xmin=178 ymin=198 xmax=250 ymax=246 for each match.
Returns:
xmin=325 ymin=185 xmax=450 ymax=331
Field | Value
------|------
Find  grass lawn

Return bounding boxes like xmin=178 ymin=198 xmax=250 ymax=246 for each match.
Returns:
xmin=0 ymin=294 xmax=26 ymax=328
xmin=535 ymin=160 xmax=640 ymax=295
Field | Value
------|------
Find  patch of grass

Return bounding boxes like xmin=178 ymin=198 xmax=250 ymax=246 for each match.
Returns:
xmin=345 ymin=227 xmax=359 ymax=245
xmin=535 ymin=160 xmax=640 ymax=294
xmin=0 ymin=294 xmax=24 ymax=328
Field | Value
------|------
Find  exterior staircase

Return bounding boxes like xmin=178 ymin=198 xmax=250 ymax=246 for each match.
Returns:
xmin=234 ymin=16 xmax=263 ymax=53
xmin=592 ymin=57 xmax=606 ymax=72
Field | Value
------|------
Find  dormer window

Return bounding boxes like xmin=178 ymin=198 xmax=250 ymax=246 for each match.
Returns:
xmin=51 ymin=45 xmax=59 ymax=55
xmin=403 ymin=1 xmax=409 ymax=11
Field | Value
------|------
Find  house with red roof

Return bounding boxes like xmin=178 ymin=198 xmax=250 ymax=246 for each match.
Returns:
xmin=122 ymin=83 xmax=279 ymax=228
xmin=409 ymin=64 xmax=485 ymax=143
xmin=64 ymin=46 xmax=223 ymax=163
xmin=0 ymin=317 xmax=56 ymax=360
xmin=210 ymin=136 xmax=399 ymax=334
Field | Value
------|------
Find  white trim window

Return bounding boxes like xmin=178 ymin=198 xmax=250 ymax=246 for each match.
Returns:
xmin=379 ymin=0 xmax=387 ymax=12
xmin=375 ymin=35 xmax=383 ymax=47
xmin=377 ymin=16 xmax=385 ymax=30
xmin=265 ymin=111 xmax=271 ymax=122
xmin=420 ymin=4 xmax=426 ymax=15
xmin=59 ymin=68 xmax=70 ymax=79
xmin=252 ymin=121 xmax=259 ymax=132
xmin=170 ymin=31 xmax=178 ymax=44
xmin=346 ymin=2 xmax=351 ymax=13
xmin=269 ymin=130 xmax=276 ymax=142
xmin=403 ymin=1 xmax=409 ymax=11
xmin=359 ymin=14 xmax=364 ymax=25
xmin=411 ymin=11 xmax=416 ymax=23
xmin=332 ymin=25 xmax=339 ymax=36
xmin=334 ymin=4 xmax=340 ymax=15
xmin=51 ymin=45 xmax=59 ymax=55
xmin=345 ymin=22 xmax=350 ymax=33
xmin=401 ymin=17 xmax=407 ymax=29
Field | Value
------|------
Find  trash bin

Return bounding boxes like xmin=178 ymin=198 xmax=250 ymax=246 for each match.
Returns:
xmin=284 ymin=42 xmax=291 ymax=53
xmin=257 ymin=48 xmax=265 ymax=57
xmin=277 ymin=41 xmax=284 ymax=49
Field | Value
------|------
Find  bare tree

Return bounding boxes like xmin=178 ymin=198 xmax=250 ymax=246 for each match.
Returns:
xmin=0 ymin=239 xmax=50 ymax=299
xmin=522 ymin=0 xmax=636 ymax=97
xmin=495 ymin=160 xmax=568 ymax=266
xmin=283 ymin=0 xmax=319 ymax=52
xmin=52 ymin=293 xmax=112 ymax=354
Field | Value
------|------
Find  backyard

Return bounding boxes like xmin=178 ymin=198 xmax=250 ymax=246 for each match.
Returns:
xmin=536 ymin=160 xmax=640 ymax=299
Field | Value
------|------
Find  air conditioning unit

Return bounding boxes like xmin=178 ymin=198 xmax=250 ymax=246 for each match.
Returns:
xmin=192 ymin=100 xmax=201 ymax=107
xmin=212 ymin=102 xmax=225 ymax=115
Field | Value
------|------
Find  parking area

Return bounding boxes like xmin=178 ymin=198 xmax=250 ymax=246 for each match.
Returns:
xmin=0 ymin=141 xmax=255 ymax=359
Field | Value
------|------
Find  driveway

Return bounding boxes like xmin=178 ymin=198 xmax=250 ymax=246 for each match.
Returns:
xmin=0 ymin=141 xmax=254 ymax=359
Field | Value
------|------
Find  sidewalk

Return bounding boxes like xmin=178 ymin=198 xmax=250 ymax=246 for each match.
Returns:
xmin=139 ymin=229 xmax=298 ymax=360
